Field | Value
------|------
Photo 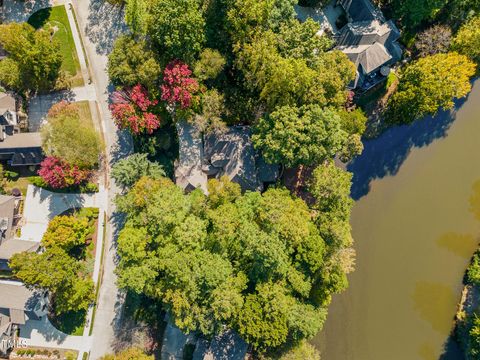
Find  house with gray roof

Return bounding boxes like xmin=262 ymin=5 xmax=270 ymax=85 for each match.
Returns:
xmin=296 ymin=0 xmax=402 ymax=90
xmin=0 ymin=281 xmax=47 ymax=356
xmin=335 ymin=0 xmax=402 ymax=89
xmin=0 ymin=194 xmax=37 ymax=271
xmin=175 ymin=122 xmax=279 ymax=194
xmin=0 ymin=92 xmax=43 ymax=167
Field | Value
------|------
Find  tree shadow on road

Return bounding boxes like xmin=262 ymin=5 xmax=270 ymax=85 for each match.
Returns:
xmin=84 ymin=0 xmax=127 ymax=55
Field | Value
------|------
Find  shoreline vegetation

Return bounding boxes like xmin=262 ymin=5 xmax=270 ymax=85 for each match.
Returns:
xmin=454 ymin=249 xmax=480 ymax=359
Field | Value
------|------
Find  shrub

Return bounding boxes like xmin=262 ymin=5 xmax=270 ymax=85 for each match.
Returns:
xmin=79 ymin=182 xmax=99 ymax=193
xmin=38 ymin=157 xmax=90 ymax=189
xmin=110 ymin=85 xmax=161 ymax=134
xmin=467 ymin=253 xmax=480 ymax=286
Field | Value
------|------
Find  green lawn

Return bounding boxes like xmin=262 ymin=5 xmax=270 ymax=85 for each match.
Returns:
xmin=50 ymin=310 xmax=86 ymax=336
xmin=76 ymin=100 xmax=94 ymax=128
xmin=28 ymin=6 xmax=83 ymax=87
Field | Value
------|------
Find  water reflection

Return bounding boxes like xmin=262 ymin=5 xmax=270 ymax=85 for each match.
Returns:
xmin=469 ymin=180 xmax=480 ymax=221
xmin=436 ymin=232 xmax=477 ymax=259
xmin=413 ymin=281 xmax=457 ymax=335
xmin=418 ymin=342 xmax=436 ymax=360
xmin=348 ymin=97 xmax=469 ymax=201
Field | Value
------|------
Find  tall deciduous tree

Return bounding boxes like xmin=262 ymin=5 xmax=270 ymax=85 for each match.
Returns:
xmin=252 ymin=105 xmax=348 ymax=167
xmin=451 ymin=16 xmax=480 ymax=65
xmin=388 ymin=52 xmax=476 ymax=123
xmin=414 ymin=25 xmax=452 ymax=57
xmin=108 ymin=36 xmax=161 ymax=88
xmin=41 ymin=101 xmax=102 ymax=169
xmin=148 ymin=0 xmax=206 ymax=63
xmin=194 ymin=48 xmax=226 ymax=82
xmin=10 ymin=246 xmax=94 ymax=314
xmin=125 ymin=0 xmax=147 ymax=35
xmin=0 ymin=23 xmax=62 ymax=92
xmin=161 ymin=60 xmax=199 ymax=110
xmin=110 ymin=84 xmax=161 ymax=134
xmin=114 ymin=177 xmax=334 ymax=351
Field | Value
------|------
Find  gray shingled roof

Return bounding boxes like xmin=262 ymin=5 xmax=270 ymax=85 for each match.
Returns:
xmin=340 ymin=42 xmax=392 ymax=73
xmin=0 ymin=93 xmax=15 ymax=114
xmin=0 ymin=282 xmax=38 ymax=312
xmin=339 ymin=0 xmax=383 ymax=22
xmin=0 ymin=239 xmax=39 ymax=261
xmin=0 ymin=132 xmax=42 ymax=149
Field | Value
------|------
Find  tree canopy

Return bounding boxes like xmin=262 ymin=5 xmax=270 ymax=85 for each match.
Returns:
xmin=0 ymin=22 xmax=62 ymax=92
xmin=111 ymin=153 xmax=165 ymax=188
xmin=108 ymin=35 xmax=161 ymax=89
xmin=41 ymin=101 xmax=102 ymax=169
xmin=451 ymin=16 xmax=480 ymax=65
xmin=252 ymin=105 xmax=348 ymax=168
xmin=147 ymin=0 xmax=206 ymax=63
xmin=388 ymin=52 xmax=476 ymax=123
xmin=114 ymin=175 xmax=354 ymax=351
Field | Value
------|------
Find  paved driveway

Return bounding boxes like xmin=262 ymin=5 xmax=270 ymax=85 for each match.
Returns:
xmin=28 ymin=85 xmax=97 ymax=131
xmin=1 ymin=0 xmax=59 ymax=23
xmin=20 ymin=184 xmax=107 ymax=243
xmin=18 ymin=316 xmax=92 ymax=353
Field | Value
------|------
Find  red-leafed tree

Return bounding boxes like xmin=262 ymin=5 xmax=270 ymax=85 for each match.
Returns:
xmin=110 ymin=84 xmax=161 ymax=134
xmin=38 ymin=156 xmax=90 ymax=189
xmin=161 ymin=60 xmax=199 ymax=109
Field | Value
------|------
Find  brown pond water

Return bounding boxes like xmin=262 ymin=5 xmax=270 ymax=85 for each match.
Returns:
xmin=314 ymin=80 xmax=480 ymax=360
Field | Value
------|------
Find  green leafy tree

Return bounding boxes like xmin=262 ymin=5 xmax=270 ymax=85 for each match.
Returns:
xmin=451 ymin=16 xmax=480 ymax=65
xmin=388 ymin=52 xmax=476 ymax=123
xmin=207 ymin=175 xmax=241 ymax=207
xmin=193 ymin=89 xmax=228 ymax=134
xmin=339 ymin=134 xmax=363 ymax=163
xmin=467 ymin=252 xmax=480 ymax=286
xmin=237 ymin=282 xmax=290 ymax=350
xmin=278 ymin=341 xmax=321 ymax=360
xmin=111 ymin=153 xmax=165 ymax=189
xmin=276 ymin=19 xmax=334 ymax=66
xmin=227 ymin=0 xmax=297 ymax=44
xmin=148 ymin=0 xmax=206 ymax=63
xmin=9 ymin=247 xmax=94 ymax=314
xmin=125 ymin=0 xmax=147 ymax=35
xmin=194 ymin=48 xmax=226 ymax=81
xmin=393 ymin=0 xmax=446 ymax=30
xmin=236 ymin=31 xmax=355 ymax=110
xmin=108 ymin=36 xmax=162 ymax=88
xmin=42 ymin=216 xmax=90 ymax=252
xmin=41 ymin=101 xmax=102 ymax=169
xmin=115 ymin=177 xmax=334 ymax=351
xmin=468 ymin=314 xmax=480 ymax=359
xmin=309 ymin=161 xmax=353 ymax=222
xmin=252 ymin=105 xmax=348 ymax=167
xmin=338 ymin=108 xmax=367 ymax=136
xmin=0 ymin=22 xmax=62 ymax=92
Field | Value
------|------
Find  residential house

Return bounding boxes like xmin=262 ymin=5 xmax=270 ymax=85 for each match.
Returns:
xmin=336 ymin=0 xmax=402 ymax=89
xmin=0 ymin=92 xmax=43 ymax=167
xmin=296 ymin=0 xmax=402 ymax=90
xmin=0 ymin=194 xmax=37 ymax=271
xmin=175 ymin=122 xmax=279 ymax=194
xmin=0 ymin=282 xmax=47 ymax=357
